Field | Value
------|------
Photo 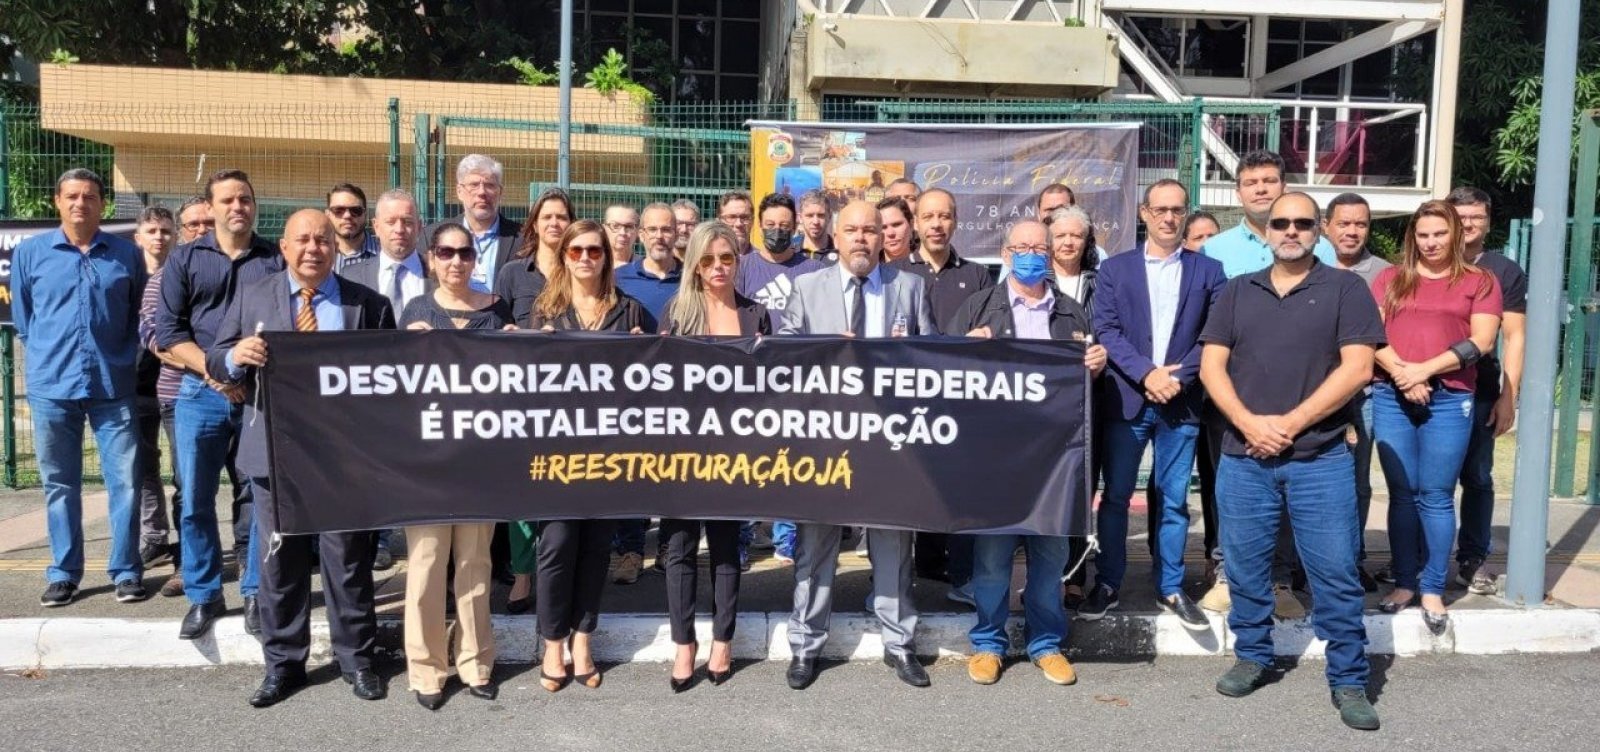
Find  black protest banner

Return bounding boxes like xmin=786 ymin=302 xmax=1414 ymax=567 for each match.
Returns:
xmin=262 ymin=331 xmax=1092 ymax=536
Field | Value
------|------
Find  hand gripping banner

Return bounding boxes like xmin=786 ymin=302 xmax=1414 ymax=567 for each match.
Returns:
xmin=261 ymin=331 xmax=1093 ymax=536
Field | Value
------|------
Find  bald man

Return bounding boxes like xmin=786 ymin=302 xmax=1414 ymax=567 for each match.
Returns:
xmin=209 ymin=209 xmax=397 ymax=708
xmin=779 ymin=200 xmax=937 ymax=690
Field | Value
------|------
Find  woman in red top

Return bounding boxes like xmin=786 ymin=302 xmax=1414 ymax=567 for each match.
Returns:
xmin=1369 ymin=200 xmax=1501 ymax=634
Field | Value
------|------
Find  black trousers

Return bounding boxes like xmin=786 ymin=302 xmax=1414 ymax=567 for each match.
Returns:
xmin=225 ymin=413 xmax=253 ymax=552
xmin=251 ymin=476 xmax=377 ymax=678
xmin=135 ymin=396 xmax=181 ymax=549
xmin=535 ymin=519 xmax=616 ymax=640
xmin=660 ymin=518 xmax=742 ymax=645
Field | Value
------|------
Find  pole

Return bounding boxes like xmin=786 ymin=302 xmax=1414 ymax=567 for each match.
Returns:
xmin=1506 ymin=0 xmax=1583 ymax=608
xmin=2 ymin=327 xmax=17 ymax=488
xmin=558 ymin=0 xmax=574 ymax=189
xmin=0 ymin=105 xmax=10 ymax=217
xmin=387 ymin=98 xmax=401 ymax=190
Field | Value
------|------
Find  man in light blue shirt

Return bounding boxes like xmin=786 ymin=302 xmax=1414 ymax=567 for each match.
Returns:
xmin=1203 ymin=150 xmax=1337 ymax=279
xmin=10 ymin=168 xmax=148 ymax=607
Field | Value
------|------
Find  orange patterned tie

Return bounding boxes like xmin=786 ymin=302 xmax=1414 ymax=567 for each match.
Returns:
xmin=295 ymin=287 xmax=318 ymax=332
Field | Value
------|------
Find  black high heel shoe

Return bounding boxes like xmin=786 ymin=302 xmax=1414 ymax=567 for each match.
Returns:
xmin=670 ymin=642 xmax=697 ymax=693
xmin=705 ymin=642 xmax=732 ymax=685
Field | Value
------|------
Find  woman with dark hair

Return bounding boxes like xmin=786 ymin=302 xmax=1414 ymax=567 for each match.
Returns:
xmin=1371 ymin=200 xmax=1501 ymax=634
xmin=877 ymin=196 xmax=916 ymax=263
xmin=657 ymin=222 xmax=769 ymax=691
xmin=532 ymin=219 xmax=645 ymax=693
xmin=1181 ymin=211 xmax=1222 ymax=251
xmin=399 ymin=223 xmax=513 ymax=710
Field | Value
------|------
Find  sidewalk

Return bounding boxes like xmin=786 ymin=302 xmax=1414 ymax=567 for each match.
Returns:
xmin=2 ymin=482 xmax=1598 ymax=669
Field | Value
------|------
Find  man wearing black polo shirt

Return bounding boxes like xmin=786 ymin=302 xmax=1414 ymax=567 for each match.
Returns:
xmin=797 ymin=190 xmax=837 ymax=264
xmin=156 ymin=169 xmax=285 ymax=640
xmin=1198 ymin=192 xmax=1384 ymax=731
xmin=890 ymin=187 xmax=992 ymax=593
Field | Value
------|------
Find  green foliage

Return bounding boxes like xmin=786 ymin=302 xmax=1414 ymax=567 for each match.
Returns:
xmin=1064 ymin=18 xmax=1086 ymax=28
xmin=584 ymin=48 xmax=654 ymax=104
xmin=46 ymin=48 xmax=77 ymax=65
xmin=501 ymin=56 xmax=556 ymax=87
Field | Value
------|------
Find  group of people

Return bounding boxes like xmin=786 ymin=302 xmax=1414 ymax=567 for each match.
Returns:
xmin=9 ymin=145 xmax=1525 ymax=731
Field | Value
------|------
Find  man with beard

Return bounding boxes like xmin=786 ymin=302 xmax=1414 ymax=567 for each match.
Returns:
xmin=796 ymin=190 xmax=837 ymax=263
xmin=326 ymin=184 xmax=379 ymax=272
xmin=671 ymin=199 xmax=700 ymax=261
xmin=424 ymin=154 xmax=521 ymax=293
xmin=1199 ymin=192 xmax=1383 ymax=731
xmin=778 ymin=200 xmax=936 ymax=690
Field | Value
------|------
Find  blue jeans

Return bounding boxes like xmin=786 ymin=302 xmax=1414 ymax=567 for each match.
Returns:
xmin=969 ymin=534 xmax=1070 ymax=659
xmin=174 ymin=375 xmax=257 ymax=605
xmin=31 ymin=396 xmax=142 ymax=586
xmin=1097 ymin=405 xmax=1198 ymax=597
xmin=1372 ymin=383 xmax=1474 ymax=595
xmin=773 ymin=521 xmax=796 ymax=557
xmin=1455 ymin=396 xmax=1498 ymax=563
xmin=1349 ymin=389 xmax=1375 ymax=561
xmin=1217 ymin=445 xmax=1368 ymax=690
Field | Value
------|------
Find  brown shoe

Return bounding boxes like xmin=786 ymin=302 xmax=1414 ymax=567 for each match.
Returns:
xmin=1273 ymin=584 xmax=1307 ymax=620
xmin=612 ymin=552 xmax=643 ymax=585
xmin=967 ymin=652 xmax=1003 ymax=685
xmin=159 ymin=573 xmax=185 ymax=598
xmin=1034 ymin=653 xmax=1077 ymax=685
xmin=1198 ymin=578 xmax=1231 ymax=613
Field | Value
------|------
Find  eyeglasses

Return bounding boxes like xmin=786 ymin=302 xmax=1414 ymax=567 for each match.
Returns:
xmin=718 ymin=213 xmax=753 ymax=225
xmin=432 ymin=244 xmax=477 ymax=261
xmin=182 ymin=219 xmax=215 ymax=230
xmin=1268 ymin=217 xmax=1318 ymax=232
xmin=565 ymin=244 xmax=607 ymax=261
xmin=604 ymin=222 xmax=638 ymax=233
xmin=698 ymin=251 xmax=739 ymax=269
xmin=328 ymin=206 xmax=366 ymax=218
xmin=1143 ymin=206 xmax=1187 ymax=218
xmin=640 ymin=225 xmax=675 ymax=236
xmin=1004 ymin=244 xmax=1050 ymax=256
xmin=458 ymin=181 xmax=501 ymax=193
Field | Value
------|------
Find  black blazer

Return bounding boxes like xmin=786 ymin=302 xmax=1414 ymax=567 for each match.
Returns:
xmin=424 ymin=213 xmax=522 ymax=280
xmin=206 ymin=272 xmax=396 ymax=478
xmin=658 ymin=293 xmax=772 ymax=336
xmin=530 ymin=294 xmax=646 ymax=333
xmin=949 ymin=281 xmax=1093 ymax=343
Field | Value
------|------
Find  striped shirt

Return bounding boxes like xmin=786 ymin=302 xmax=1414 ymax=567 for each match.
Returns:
xmin=138 ymin=267 xmax=185 ymax=404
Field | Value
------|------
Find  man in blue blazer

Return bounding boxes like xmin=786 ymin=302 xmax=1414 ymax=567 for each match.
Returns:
xmin=209 ymin=209 xmax=396 ymax=708
xmin=1080 ymin=180 xmax=1226 ymax=629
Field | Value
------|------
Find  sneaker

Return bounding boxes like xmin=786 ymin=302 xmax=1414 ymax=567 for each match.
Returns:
xmin=774 ymin=549 xmax=795 ymax=566
xmin=140 ymin=542 xmax=172 ymax=567
xmin=1332 ymin=686 xmax=1381 ymax=730
xmin=612 ymin=552 xmax=644 ymax=585
xmin=946 ymin=582 xmax=976 ymax=607
xmin=1215 ymin=659 xmax=1270 ymax=698
xmin=1076 ymin=584 xmax=1118 ymax=620
xmin=1033 ymin=653 xmax=1077 ymax=686
xmin=1198 ymin=578 xmax=1231 ymax=613
xmin=1161 ymin=592 xmax=1211 ymax=632
xmin=1373 ymin=562 xmax=1396 ymax=585
xmin=651 ymin=543 xmax=668 ymax=574
xmin=40 ymin=581 xmax=76 ymax=608
xmin=372 ymin=546 xmax=394 ymax=572
xmin=1457 ymin=558 xmax=1497 ymax=595
xmin=1273 ymin=584 xmax=1306 ymax=619
xmin=159 ymin=573 xmax=185 ymax=598
xmin=115 ymin=579 xmax=150 ymax=603
xmin=967 ymin=652 xmax=1003 ymax=685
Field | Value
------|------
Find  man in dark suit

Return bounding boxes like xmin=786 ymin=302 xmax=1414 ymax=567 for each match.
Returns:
xmin=778 ymin=200 xmax=937 ymax=691
xmin=209 ymin=209 xmax=396 ymax=708
xmin=422 ymin=154 xmax=521 ymax=293
xmin=1081 ymin=179 xmax=1226 ymax=629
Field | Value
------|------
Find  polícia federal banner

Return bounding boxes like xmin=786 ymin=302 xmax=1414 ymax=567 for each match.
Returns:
xmin=747 ymin=121 xmax=1140 ymax=257
xmin=261 ymin=331 xmax=1092 ymax=536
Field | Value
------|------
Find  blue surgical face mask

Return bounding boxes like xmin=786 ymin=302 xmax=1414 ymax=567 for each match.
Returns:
xmin=1011 ymin=252 xmax=1049 ymax=286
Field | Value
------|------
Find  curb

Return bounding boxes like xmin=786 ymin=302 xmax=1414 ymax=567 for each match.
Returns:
xmin=4 ymin=609 xmax=1598 ymax=670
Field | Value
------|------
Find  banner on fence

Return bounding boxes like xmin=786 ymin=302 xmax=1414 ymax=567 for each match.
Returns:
xmin=0 ymin=220 xmax=140 ymax=326
xmin=262 ymin=331 xmax=1092 ymax=536
xmin=747 ymin=121 xmax=1140 ymax=257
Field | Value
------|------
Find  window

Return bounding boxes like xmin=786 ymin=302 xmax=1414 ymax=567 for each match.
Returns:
xmin=1127 ymin=15 xmax=1249 ymax=79
xmin=579 ymin=0 xmax=768 ymax=102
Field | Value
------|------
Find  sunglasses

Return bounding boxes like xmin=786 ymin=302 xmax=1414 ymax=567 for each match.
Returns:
xmin=1268 ymin=217 xmax=1317 ymax=232
xmin=698 ymin=251 xmax=739 ymax=269
xmin=432 ymin=245 xmax=477 ymax=261
xmin=328 ymin=206 xmax=366 ymax=218
xmin=565 ymin=244 xmax=606 ymax=261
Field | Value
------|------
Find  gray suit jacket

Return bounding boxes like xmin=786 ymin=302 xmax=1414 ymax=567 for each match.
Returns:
xmin=778 ymin=262 xmax=936 ymax=336
xmin=337 ymin=253 xmax=434 ymax=302
xmin=206 ymin=272 xmax=396 ymax=478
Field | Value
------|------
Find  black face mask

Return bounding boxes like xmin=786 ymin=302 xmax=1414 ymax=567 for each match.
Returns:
xmin=764 ymin=233 xmax=793 ymax=254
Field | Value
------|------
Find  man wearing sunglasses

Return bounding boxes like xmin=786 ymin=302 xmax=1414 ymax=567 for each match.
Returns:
xmin=1198 ymin=192 xmax=1383 ymax=731
xmin=326 ymin=183 xmax=379 ymax=272
xmin=1081 ymin=179 xmax=1225 ymax=631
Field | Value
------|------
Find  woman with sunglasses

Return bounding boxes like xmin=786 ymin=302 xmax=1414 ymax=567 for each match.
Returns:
xmin=397 ymin=224 xmax=513 ymax=710
xmin=656 ymin=222 xmax=770 ymax=691
xmin=530 ymin=219 xmax=644 ymax=692
xmin=1370 ymin=201 xmax=1501 ymax=634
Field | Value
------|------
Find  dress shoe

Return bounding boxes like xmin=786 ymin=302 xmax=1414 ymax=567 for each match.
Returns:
xmin=158 ymin=573 xmax=185 ymax=598
xmin=466 ymin=682 xmax=498 ymax=701
xmin=248 ymin=674 xmax=305 ymax=708
xmin=506 ymin=595 xmax=533 ymax=615
xmin=415 ymin=691 xmax=445 ymax=711
xmin=178 ymin=598 xmax=226 ymax=640
xmin=786 ymin=657 xmax=817 ymax=690
xmin=344 ymin=669 xmax=386 ymax=700
xmin=884 ymin=652 xmax=931 ymax=688
xmin=242 ymin=595 xmax=262 ymax=637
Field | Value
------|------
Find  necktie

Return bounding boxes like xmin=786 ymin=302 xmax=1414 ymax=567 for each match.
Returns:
xmin=295 ymin=287 xmax=318 ymax=332
xmin=849 ymin=275 xmax=866 ymax=337
xmin=387 ymin=264 xmax=405 ymax=315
